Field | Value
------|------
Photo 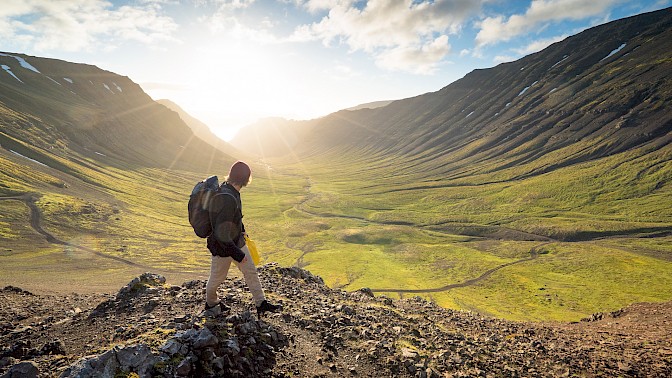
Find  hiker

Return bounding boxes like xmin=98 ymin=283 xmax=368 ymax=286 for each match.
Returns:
xmin=204 ymin=161 xmax=281 ymax=317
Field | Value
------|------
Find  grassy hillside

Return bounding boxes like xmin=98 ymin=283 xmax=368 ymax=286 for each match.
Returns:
xmin=2 ymin=115 xmax=670 ymax=320
xmin=0 ymin=141 xmax=305 ymax=292
xmin=0 ymin=52 xmax=240 ymax=290
xmin=249 ymin=140 xmax=672 ymax=321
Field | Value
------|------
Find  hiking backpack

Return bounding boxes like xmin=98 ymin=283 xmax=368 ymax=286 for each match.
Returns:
xmin=188 ymin=175 xmax=220 ymax=238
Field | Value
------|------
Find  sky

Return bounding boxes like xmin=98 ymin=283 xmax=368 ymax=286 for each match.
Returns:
xmin=0 ymin=0 xmax=670 ymax=140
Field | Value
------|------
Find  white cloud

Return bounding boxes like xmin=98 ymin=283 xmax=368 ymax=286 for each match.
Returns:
xmin=203 ymin=12 xmax=280 ymax=44
xmin=287 ymin=0 xmax=341 ymax=13
xmin=290 ymin=0 xmax=483 ymax=74
xmin=494 ymin=55 xmax=517 ymax=64
xmin=0 ymin=0 xmax=178 ymax=52
xmin=376 ymin=35 xmax=450 ymax=74
xmin=513 ymin=34 xmax=568 ymax=55
xmin=476 ymin=0 xmax=622 ymax=46
xmin=199 ymin=0 xmax=282 ymax=44
xmin=209 ymin=0 xmax=256 ymax=10
xmin=324 ymin=63 xmax=361 ymax=81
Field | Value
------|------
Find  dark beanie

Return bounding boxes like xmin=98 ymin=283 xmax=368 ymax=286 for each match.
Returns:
xmin=228 ymin=161 xmax=251 ymax=186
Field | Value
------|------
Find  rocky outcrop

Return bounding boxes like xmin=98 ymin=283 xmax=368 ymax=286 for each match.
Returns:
xmin=61 ymin=310 xmax=288 ymax=378
xmin=1 ymin=266 xmax=671 ymax=377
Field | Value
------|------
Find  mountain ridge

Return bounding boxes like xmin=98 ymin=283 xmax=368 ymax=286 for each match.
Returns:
xmin=156 ymin=99 xmax=242 ymax=158
xmin=0 ymin=51 xmax=234 ymax=173
xmin=232 ymin=7 xmax=672 ymax=178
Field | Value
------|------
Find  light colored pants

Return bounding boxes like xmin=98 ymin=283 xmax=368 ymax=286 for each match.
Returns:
xmin=206 ymin=245 xmax=266 ymax=307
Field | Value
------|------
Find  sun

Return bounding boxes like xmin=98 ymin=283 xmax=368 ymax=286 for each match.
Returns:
xmin=150 ymin=37 xmax=306 ymax=139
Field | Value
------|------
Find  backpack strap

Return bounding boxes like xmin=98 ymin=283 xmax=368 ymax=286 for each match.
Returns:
xmin=217 ymin=186 xmax=240 ymax=212
xmin=208 ymin=186 xmax=241 ymax=226
xmin=208 ymin=186 xmax=244 ymax=251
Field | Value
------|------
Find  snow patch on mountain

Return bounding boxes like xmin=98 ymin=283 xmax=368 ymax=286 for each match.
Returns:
xmin=9 ymin=150 xmax=48 ymax=167
xmin=518 ymin=81 xmax=539 ymax=97
xmin=600 ymin=43 xmax=627 ymax=62
xmin=551 ymin=55 xmax=569 ymax=68
xmin=46 ymin=76 xmax=62 ymax=86
xmin=0 ymin=52 xmax=41 ymax=73
xmin=1 ymin=65 xmax=23 ymax=83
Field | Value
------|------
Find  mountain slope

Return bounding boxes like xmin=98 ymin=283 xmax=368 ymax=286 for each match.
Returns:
xmin=0 ymin=52 xmax=233 ymax=172
xmin=156 ymin=99 xmax=243 ymax=157
xmin=224 ymin=7 xmax=672 ymax=322
xmin=0 ymin=53 xmax=248 ymax=297
xmin=234 ymin=7 xmax=672 ymax=181
xmin=231 ymin=117 xmax=318 ymax=158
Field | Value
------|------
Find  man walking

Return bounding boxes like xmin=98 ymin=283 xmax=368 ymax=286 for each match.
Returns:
xmin=204 ymin=161 xmax=281 ymax=317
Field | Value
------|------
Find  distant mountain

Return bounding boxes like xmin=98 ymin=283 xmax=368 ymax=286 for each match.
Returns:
xmin=229 ymin=102 xmax=394 ymax=158
xmin=0 ymin=52 xmax=234 ymax=172
xmin=231 ymin=117 xmax=317 ymax=158
xmin=156 ymin=99 xmax=242 ymax=157
xmin=345 ymin=100 xmax=395 ymax=111
xmin=233 ymin=7 xmax=672 ymax=181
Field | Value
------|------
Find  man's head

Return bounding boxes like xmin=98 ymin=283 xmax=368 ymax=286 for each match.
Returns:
xmin=227 ymin=161 xmax=252 ymax=187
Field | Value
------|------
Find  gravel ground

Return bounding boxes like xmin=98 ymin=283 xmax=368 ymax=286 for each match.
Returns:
xmin=1 ymin=264 xmax=671 ymax=377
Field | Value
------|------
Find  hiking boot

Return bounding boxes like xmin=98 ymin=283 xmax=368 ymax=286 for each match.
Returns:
xmin=256 ymin=300 xmax=282 ymax=317
xmin=203 ymin=301 xmax=230 ymax=317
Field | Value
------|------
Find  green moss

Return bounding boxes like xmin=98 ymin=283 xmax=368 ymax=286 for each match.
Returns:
xmin=114 ymin=371 xmax=140 ymax=378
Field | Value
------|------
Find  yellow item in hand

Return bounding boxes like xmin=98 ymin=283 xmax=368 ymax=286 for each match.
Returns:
xmin=244 ymin=234 xmax=261 ymax=265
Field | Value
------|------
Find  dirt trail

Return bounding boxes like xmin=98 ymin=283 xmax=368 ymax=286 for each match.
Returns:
xmin=0 ymin=193 xmax=147 ymax=268
xmin=289 ymin=178 xmax=556 ymax=293
xmin=370 ymin=249 xmax=542 ymax=295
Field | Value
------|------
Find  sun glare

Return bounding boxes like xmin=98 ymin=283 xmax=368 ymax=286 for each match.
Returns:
xmin=155 ymin=38 xmax=312 ymax=140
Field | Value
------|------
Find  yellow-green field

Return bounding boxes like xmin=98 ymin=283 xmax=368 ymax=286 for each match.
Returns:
xmin=1 ymin=139 xmax=671 ymax=322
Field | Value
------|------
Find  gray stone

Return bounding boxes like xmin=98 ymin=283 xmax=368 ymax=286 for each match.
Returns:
xmin=1 ymin=361 xmax=39 ymax=378
xmin=175 ymin=358 xmax=192 ymax=376
xmin=176 ymin=328 xmax=198 ymax=342
xmin=359 ymin=288 xmax=374 ymax=297
xmin=60 ymin=345 xmax=156 ymax=378
xmin=59 ymin=355 xmax=104 ymax=378
xmin=212 ymin=356 xmax=226 ymax=371
xmin=116 ymin=344 xmax=156 ymax=373
xmin=238 ymin=321 xmax=259 ymax=335
xmin=160 ymin=340 xmax=186 ymax=355
xmin=0 ymin=357 xmax=17 ymax=370
xmin=224 ymin=338 xmax=241 ymax=355
xmin=193 ymin=328 xmax=218 ymax=349
xmin=40 ymin=339 xmax=66 ymax=355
